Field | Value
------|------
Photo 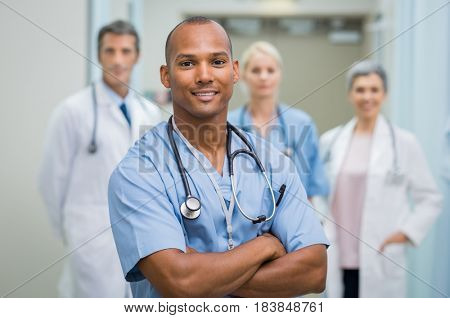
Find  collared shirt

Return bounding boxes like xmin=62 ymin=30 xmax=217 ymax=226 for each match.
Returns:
xmin=108 ymin=121 xmax=329 ymax=297
xmin=100 ymin=80 xmax=133 ymax=107
xmin=228 ymin=105 xmax=329 ymax=197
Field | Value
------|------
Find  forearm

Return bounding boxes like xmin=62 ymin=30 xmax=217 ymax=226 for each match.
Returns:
xmin=139 ymin=236 xmax=276 ymax=297
xmin=232 ymin=244 xmax=327 ymax=298
xmin=179 ymin=242 xmax=267 ymax=297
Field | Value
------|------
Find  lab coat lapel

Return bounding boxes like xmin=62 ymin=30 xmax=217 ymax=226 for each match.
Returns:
xmin=128 ymin=93 xmax=144 ymax=141
xmin=368 ymin=115 xmax=391 ymax=176
xmin=95 ymin=82 xmax=132 ymax=130
xmin=328 ymin=118 xmax=356 ymax=185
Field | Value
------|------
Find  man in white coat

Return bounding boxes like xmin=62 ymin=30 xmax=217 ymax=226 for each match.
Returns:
xmin=38 ymin=20 xmax=161 ymax=297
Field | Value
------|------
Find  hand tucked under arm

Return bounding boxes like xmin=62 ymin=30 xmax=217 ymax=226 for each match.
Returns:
xmin=138 ymin=233 xmax=286 ymax=297
xmin=232 ymin=244 xmax=327 ymax=298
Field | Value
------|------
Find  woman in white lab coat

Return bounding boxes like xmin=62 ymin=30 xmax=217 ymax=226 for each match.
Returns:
xmin=38 ymin=21 xmax=161 ymax=297
xmin=320 ymin=60 xmax=442 ymax=297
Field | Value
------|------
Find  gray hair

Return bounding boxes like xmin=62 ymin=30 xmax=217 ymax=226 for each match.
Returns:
xmin=346 ymin=60 xmax=387 ymax=92
xmin=98 ymin=20 xmax=140 ymax=53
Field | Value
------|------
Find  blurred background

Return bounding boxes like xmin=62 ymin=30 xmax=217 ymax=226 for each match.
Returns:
xmin=0 ymin=0 xmax=449 ymax=297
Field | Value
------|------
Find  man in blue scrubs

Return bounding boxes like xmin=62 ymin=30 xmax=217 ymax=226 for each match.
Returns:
xmin=108 ymin=16 xmax=328 ymax=297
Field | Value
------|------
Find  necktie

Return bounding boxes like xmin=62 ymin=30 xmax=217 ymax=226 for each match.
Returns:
xmin=119 ymin=103 xmax=131 ymax=127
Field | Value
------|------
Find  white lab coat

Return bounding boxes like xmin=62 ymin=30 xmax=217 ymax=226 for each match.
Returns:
xmin=318 ymin=115 xmax=442 ymax=297
xmin=38 ymin=82 xmax=161 ymax=297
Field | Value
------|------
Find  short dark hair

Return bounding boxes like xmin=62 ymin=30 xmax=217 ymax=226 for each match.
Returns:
xmin=97 ymin=20 xmax=140 ymax=53
xmin=164 ymin=16 xmax=233 ymax=64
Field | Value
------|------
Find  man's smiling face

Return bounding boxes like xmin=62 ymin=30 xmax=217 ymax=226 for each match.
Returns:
xmin=161 ymin=22 xmax=239 ymax=120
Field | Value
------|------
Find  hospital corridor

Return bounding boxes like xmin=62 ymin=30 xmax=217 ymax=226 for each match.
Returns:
xmin=0 ymin=0 xmax=449 ymax=306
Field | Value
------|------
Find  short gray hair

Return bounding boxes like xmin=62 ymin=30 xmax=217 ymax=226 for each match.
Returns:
xmin=346 ymin=60 xmax=387 ymax=92
xmin=98 ymin=20 xmax=140 ymax=53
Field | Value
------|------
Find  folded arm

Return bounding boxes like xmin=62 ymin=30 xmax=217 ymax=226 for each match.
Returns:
xmin=138 ymin=233 xmax=286 ymax=297
xmin=232 ymin=244 xmax=327 ymax=298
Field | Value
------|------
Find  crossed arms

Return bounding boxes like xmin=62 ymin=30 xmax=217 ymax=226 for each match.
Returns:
xmin=138 ymin=233 xmax=327 ymax=297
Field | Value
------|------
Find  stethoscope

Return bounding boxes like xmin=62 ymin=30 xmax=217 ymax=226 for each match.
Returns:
xmin=167 ymin=116 xmax=277 ymax=225
xmin=87 ymin=83 xmax=150 ymax=154
xmin=323 ymin=119 xmax=403 ymax=184
xmin=239 ymin=105 xmax=293 ymax=157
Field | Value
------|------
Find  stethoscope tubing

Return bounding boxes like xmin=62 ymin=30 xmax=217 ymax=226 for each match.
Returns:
xmin=88 ymin=82 xmax=151 ymax=154
xmin=168 ymin=116 xmax=276 ymax=224
xmin=323 ymin=119 xmax=400 ymax=173
xmin=239 ymin=105 xmax=291 ymax=157
xmin=88 ymin=84 xmax=99 ymax=154
xmin=167 ymin=117 xmax=193 ymax=197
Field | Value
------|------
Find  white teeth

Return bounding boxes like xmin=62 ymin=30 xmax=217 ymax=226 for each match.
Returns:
xmin=194 ymin=92 xmax=215 ymax=96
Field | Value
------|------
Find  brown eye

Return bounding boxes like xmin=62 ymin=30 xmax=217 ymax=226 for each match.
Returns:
xmin=180 ymin=61 xmax=193 ymax=67
xmin=213 ymin=59 xmax=225 ymax=66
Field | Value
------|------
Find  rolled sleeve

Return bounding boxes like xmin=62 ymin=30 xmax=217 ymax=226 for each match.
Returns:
xmin=108 ymin=155 xmax=186 ymax=282
xmin=295 ymin=122 xmax=329 ymax=197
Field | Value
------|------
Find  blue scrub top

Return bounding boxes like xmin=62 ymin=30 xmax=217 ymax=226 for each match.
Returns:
xmin=228 ymin=105 xmax=329 ymax=197
xmin=108 ymin=121 xmax=329 ymax=298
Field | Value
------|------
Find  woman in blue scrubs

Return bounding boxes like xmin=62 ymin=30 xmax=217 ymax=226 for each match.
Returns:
xmin=228 ymin=41 xmax=328 ymax=199
xmin=108 ymin=17 xmax=328 ymax=298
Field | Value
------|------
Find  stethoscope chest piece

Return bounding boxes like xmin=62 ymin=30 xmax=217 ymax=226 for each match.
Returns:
xmin=180 ymin=195 xmax=201 ymax=220
xmin=87 ymin=142 xmax=97 ymax=154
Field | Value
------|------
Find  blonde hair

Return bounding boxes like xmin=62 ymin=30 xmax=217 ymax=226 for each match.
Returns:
xmin=240 ymin=41 xmax=283 ymax=71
